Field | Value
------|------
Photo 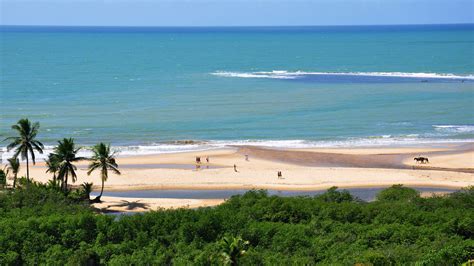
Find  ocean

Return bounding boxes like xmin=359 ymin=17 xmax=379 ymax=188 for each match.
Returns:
xmin=1 ymin=25 xmax=473 ymax=159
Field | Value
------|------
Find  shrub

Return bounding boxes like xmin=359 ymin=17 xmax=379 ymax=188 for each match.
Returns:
xmin=376 ymin=184 xmax=420 ymax=202
xmin=0 ymin=184 xmax=472 ymax=264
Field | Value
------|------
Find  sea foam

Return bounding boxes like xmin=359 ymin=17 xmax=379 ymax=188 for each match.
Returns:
xmin=211 ymin=71 xmax=474 ymax=81
xmin=1 ymin=136 xmax=472 ymax=163
xmin=433 ymin=125 xmax=474 ymax=133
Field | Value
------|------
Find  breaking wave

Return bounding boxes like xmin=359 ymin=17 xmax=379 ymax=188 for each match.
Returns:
xmin=211 ymin=70 xmax=474 ymax=81
xmin=433 ymin=125 xmax=474 ymax=133
xmin=1 ymin=136 xmax=472 ymax=162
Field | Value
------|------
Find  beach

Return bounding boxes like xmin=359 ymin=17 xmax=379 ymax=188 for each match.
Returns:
xmin=1 ymin=17 xmax=473 ymax=263
xmin=10 ymin=142 xmax=471 ymax=212
xmin=2 ymin=25 xmax=473 ymax=215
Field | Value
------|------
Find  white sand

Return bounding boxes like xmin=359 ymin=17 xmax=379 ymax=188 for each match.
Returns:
xmin=3 ymin=144 xmax=472 ymax=212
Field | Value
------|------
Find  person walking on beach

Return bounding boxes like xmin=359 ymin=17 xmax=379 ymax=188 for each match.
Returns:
xmin=234 ymin=164 xmax=238 ymax=172
xmin=277 ymin=171 xmax=282 ymax=179
xmin=245 ymin=154 xmax=249 ymax=161
xmin=196 ymin=156 xmax=201 ymax=164
xmin=206 ymin=156 xmax=209 ymax=163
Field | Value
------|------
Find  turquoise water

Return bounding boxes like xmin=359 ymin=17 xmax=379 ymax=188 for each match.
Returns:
xmin=1 ymin=25 xmax=473 ymax=157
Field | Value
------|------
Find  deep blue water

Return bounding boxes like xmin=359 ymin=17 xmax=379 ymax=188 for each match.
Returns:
xmin=1 ymin=25 xmax=473 ymax=158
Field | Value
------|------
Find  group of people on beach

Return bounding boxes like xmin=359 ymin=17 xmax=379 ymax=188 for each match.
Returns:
xmin=195 ymin=156 xmax=210 ymax=170
xmin=195 ymin=155 xmax=242 ymax=172
xmin=194 ymin=154 xmax=283 ymax=179
xmin=195 ymin=156 xmax=209 ymax=164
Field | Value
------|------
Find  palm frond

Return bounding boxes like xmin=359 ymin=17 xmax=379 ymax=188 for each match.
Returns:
xmin=12 ymin=148 xmax=22 ymax=160
xmin=31 ymin=140 xmax=44 ymax=153
xmin=11 ymin=124 xmax=22 ymax=133
xmin=6 ymin=138 xmax=21 ymax=151
xmin=7 ymin=157 xmax=20 ymax=174
xmin=87 ymin=162 xmax=101 ymax=175
xmin=57 ymin=164 xmax=67 ymax=182
xmin=28 ymin=145 xmax=36 ymax=164
xmin=3 ymin=136 xmax=19 ymax=142
xmin=72 ymin=156 xmax=87 ymax=162
xmin=70 ymin=167 xmax=77 ymax=182
xmin=108 ymin=164 xmax=121 ymax=175
xmin=31 ymin=122 xmax=40 ymax=135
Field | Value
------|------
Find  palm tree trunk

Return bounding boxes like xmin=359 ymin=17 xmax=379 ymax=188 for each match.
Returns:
xmin=97 ymin=178 xmax=105 ymax=201
xmin=13 ymin=174 xmax=17 ymax=189
xmin=63 ymin=172 xmax=68 ymax=192
xmin=26 ymin=155 xmax=29 ymax=182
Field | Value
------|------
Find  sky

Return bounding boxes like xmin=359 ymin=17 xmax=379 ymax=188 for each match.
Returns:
xmin=0 ymin=0 xmax=473 ymax=27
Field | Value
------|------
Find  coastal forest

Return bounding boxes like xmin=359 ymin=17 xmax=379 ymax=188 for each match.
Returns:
xmin=0 ymin=119 xmax=473 ymax=265
xmin=0 ymin=181 xmax=473 ymax=265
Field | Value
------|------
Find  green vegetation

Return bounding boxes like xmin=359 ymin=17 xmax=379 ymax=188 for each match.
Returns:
xmin=220 ymin=236 xmax=249 ymax=265
xmin=1 ymin=118 xmax=473 ymax=264
xmin=3 ymin=119 xmax=119 ymax=199
xmin=87 ymin=142 xmax=121 ymax=202
xmin=4 ymin=118 xmax=44 ymax=181
xmin=0 ymin=183 xmax=472 ymax=265
xmin=53 ymin=138 xmax=86 ymax=192
xmin=45 ymin=153 xmax=60 ymax=182
xmin=5 ymin=157 xmax=20 ymax=189
xmin=0 ymin=169 xmax=6 ymax=189
xmin=376 ymin=184 xmax=420 ymax=202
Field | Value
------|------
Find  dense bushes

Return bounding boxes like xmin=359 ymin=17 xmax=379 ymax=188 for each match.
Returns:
xmin=0 ymin=184 xmax=473 ymax=265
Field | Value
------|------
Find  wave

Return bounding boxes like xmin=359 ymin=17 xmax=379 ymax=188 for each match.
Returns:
xmin=202 ymin=137 xmax=473 ymax=149
xmin=1 ymin=136 xmax=472 ymax=162
xmin=433 ymin=125 xmax=474 ymax=133
xmin=211 ymin=70 xmax=474 ymax=81
xmin=0 ymin=144 xmax=213 ymax=163
xmin=211 ymin=71 xmax=297 ymax=79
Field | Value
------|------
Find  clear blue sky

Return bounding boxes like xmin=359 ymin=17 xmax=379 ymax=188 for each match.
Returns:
xmin=1 ymin=0 xmax=473 ymax=26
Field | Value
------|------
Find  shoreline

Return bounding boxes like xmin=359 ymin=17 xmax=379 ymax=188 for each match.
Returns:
xmin=3 ymin=142 xmax=472 ymax=211
xmin=2 ymin=140 xmax=473 ymax=163
xmin=89 ymin=182 xmax=468 ymax=193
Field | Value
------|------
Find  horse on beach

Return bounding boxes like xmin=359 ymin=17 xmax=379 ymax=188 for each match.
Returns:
xmin=414 ymin=156 xmax=429 ymax=164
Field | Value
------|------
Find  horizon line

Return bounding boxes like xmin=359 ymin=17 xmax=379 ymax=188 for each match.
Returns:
xmin=1 ymin=23 xmax=473 ymax=28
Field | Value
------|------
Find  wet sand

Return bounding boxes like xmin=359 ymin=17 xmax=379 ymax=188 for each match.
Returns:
xmin=238 ymin=143 xmax=474 ymax=173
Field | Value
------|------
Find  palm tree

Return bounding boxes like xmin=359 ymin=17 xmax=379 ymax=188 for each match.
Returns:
xmin=6 ymin=157 xmax=20 ymax=188
xmin=220 ymin=236 xmax=249 ymax=266
xmin=54 ymin=138 xmax=85 ymax=192
xmin=46 ymin=179 xmax=61 ymax=191
xmin=0 ymin=169 xmax=6 ymax=189
xmin=81 ymin=182 xmax=94 ymax=201
xmin=4 ymin=119 xmax=44 ymax=182
xmin=45 ymin=153 xmax=60 ymax=182
xmin=87 ymin=143 xmax=120 ymax=202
